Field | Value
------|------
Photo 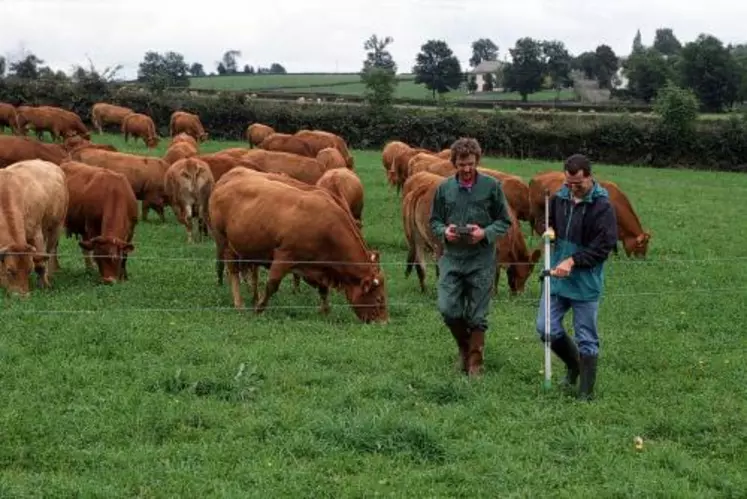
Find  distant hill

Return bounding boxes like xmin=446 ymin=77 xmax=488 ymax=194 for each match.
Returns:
xmin=188 ymin=73 xmax=576 ymax=102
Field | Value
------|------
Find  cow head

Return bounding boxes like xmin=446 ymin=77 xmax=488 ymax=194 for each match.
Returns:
xmin=508 ymin=248 xmax=542 ymax=295
xmin=79 ymin=236 xmax=134 ymax=283
xmin=344 ymin=251 xmax=388 ymax=323
xmin=146 ymin=136 xmax=160 ymax=148
xmin=623 ymin=231 xmax=651 ymax=258
xmin=200 ymin=132 xmax=209 ymax=142
xmin=0 ymin=243 xmax=37 ymax=297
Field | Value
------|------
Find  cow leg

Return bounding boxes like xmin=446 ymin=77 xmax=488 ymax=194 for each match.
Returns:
xmin=255 ymin=252 xmax=294 ymax=314
xmin=228 ymin=265 xmax=244 ymax=309
xmin=30 ymin=232 xmax=50 ymax=289
xmin=318 ymin=285 xmax=330 ymax=314
xmin=247 ymin=266 xmax=259 ymax=305
xmin=141 ymin=200 xmax=150 ymax=222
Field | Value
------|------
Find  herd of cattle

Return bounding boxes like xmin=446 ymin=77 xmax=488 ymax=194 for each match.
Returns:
xmin=0 ymin=101 xmax=652 ymax=323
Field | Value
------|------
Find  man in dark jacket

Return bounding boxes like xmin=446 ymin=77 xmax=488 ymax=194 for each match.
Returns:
xmin=537 ymin=154 xmax=617 ymax=400
xmin=430 ymin=137 xmax=513 ymax=376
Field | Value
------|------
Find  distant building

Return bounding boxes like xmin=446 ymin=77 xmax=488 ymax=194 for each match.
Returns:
xmin=471 ymin=60 xmax=505 ymax=92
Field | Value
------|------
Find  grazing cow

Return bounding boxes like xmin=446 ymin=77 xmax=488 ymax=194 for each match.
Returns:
xmin=476 ymin=168 xmax=532 ymax=223
xmin=70 ymin=148 xmax=169 ymax=222
xmin=528 ymin=170 xmax=652 ymax=257
xmin=316 ymin=147 xmax=348 ymax=171
xmin=245 ymin=123 xmax=275 ymax=148
xmin=387 ymin=146 xmax=436 ymax=193
xmin=382 ymin=140 xmax=411 ymax=172
xmin=209 ymin=169 xmax=388 ymax=322
xmin=171 ymin=132 xmax=198 ymax=149
xmin=15 ymin=106 xmax=62 ymax=141
xmin=294 ymin=129 xmax=354 ymax=169
xmin=197 ymin=152 xmax=260 ymax=182
xmin=38 ymin=106 xmax=91 ymax=141
xmin=259 ymin=132 xmax=315 ymax=157
xmin=0 ymin=102 xmax=21 ymax=135
xmin=60 ymin=161 xmax=137 ymax=283
xmin=401 ymin=171 xmax=538 ymax=295
xmin=170 ymin=111 xmax=208 ymax=142
xmin=121 ymin=113 xmax=159 ymax=148
xmin=0 ymin=136 xmax=67 ymax=168
xmin=91 ymin=103 xmax=135 ymax=134
xmin=164 ymin=157 xmax=215 ymax=243
xmin=63 ymin=135 xmax=118 ymax=153
xmin=163 ymin=141 xmax=198 ymax=166
xmin=242 ymin=149 xmax=327 ymax=184
xmin=316 ymin=167 xmax=364 ymax=227
xmin=0 ymin=159 xmax=68 ymax=296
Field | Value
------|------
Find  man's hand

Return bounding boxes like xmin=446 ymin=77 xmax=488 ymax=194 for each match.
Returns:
xmin=467 ymin=224 xmax=485 ymax=244
xmin=445 ymin=224 xmax=458 ymax=242
xmin=542 ymin=228 xmax=556 ymax=241
xmin=550 ymin=257 xmax=574 ymax=277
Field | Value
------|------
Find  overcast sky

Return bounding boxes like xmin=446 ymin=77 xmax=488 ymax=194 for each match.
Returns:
xmin=1 ymin=0 xmax=745 ymax=80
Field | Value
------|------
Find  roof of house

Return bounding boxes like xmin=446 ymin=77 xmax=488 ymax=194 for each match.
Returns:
xmin=472 ymin=60 xmax=504 ymax=74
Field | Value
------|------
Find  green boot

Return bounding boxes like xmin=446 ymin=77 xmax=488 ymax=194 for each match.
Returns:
xmin=578 ymin=355 xmax=598 ymax=401
xmin=551 ymin=335 xmax=580 ymax=387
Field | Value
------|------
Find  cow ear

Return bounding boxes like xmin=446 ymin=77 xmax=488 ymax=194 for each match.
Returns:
xmin=361 ymin=277 xmax=373 ymax=294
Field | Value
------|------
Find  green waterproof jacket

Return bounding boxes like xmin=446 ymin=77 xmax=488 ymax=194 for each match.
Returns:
xmin=548 ymin=181 xmax=618 ymax=301
xmin=429 ymin=172 xmax=513 ymax=260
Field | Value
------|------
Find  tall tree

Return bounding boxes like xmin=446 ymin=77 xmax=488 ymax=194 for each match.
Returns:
xmin=542 ymin=40 xmax=572 ymax=96
xmin=593 ymin=44 xmax=619 ymax=89
xmin=189 ymin=62 xmax=206 ymax=77
xmin=0 ymin=56 xmax=5 ymax=77
xmin=503 ymin=37 xmax=545 ymax=101
xmin=137 ymin=51 xmax=190 ymax=91
xmin=269 ymin=63 xmax=287 ymax=74
xmin=653 ymin=28 xmax=682 ymax=56
xmin=8 ymin=53 xmax=44 ymax=79
xmin=730 ymin=44 xmax=747 ymax=103
xmin=573 ymin=51 xmax=597 ymax=79
xmin=412 ymin=39 xmax=463 ymax=99
xmin=469 ymin=38 xmax=498 ymax=67
xmin=221 ymin=50 xmax=241 ymax=74
xmin=623 ymin=48 xmax=675 ymax=102
xmin=362 ymin=34 xmax=397 ymax=74
xmin=679 ymin=34 xmax=740 ymax=111
xmin=632 ymin=29 xmax=644 ymax=54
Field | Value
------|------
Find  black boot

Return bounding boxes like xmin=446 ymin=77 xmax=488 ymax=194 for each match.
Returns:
xmin=578 ymin=355 xmax=598 ymax=401
xmin=550 ymin=335 xmax=580 ymax=387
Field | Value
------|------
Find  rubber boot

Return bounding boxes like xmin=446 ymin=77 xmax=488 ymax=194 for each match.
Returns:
xmin=578 ymin=355 xmax=598 ymax=401
xmin=550 ymin=335 xmax=580 ymax=387
xmin=447 ymin=320 xmax=470 ymax=373
xmin=466 ymin=329 xmax=485 ymax=377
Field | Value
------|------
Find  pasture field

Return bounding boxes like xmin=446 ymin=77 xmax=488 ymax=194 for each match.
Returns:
xmin=188 ymin=73 xmax=577 ymax=101
xmin=2 ymin=133 xmax=746 ymax=497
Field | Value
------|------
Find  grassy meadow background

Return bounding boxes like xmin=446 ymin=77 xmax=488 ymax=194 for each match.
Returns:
xmin=1 ymin=132 xmax=746 ymax=496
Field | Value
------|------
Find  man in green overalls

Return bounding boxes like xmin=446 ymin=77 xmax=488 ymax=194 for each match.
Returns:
xmin=429 ymin=138 xmax=513 ymax=376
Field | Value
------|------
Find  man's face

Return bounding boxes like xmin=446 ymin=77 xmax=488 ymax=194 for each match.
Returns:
xmin=455 ymin=153 xmax=477 ymax=183
xmin=565 ymin=169 xmax=593 ymax=198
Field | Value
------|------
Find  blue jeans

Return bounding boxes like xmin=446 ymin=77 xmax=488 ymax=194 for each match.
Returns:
xmin=535 ymin=284 xmax=600 ymax=357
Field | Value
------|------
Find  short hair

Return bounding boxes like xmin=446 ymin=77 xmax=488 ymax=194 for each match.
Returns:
xmin=450 ymin=137 xmax=482 ymax=165
xmin=564 ymin=154 xmax=592 ymax=177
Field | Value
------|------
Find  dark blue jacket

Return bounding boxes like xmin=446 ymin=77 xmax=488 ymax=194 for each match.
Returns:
xmin=549 ymin=182 xmax=617 ymax=301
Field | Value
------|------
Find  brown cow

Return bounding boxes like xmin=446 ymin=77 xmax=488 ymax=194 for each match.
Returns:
xmin=196 ymin=152 xmax=260 ymax=182
xmin=63 ymin=135 xmax=118 ymax=153
xmin=407 ymin=155 xmax=456 ymax=180
xmin=164 ymin=157 xmax=215 ymax=243
xmin=170 ymin=111 xmax=208 ymax=142
xmin=401 ymin=171 xmax=539 ymax=295
xmin=0 ymin=103 xmax=21 ymax=135
xmin=476 ymin=168 xmax=531 ymax=222
xmin=242 ymin=149 xmax=326 ymax=184
xmin=171 ymin=132 xmax=198 ymax=149
xmin=382 ymin=140 xmax=411 ymax=172
xmin=209 ymin=169 xmax=388 ymax=322
xmin=91 ymin=103 xmax=135 ymax=134
xmin=294 ymin=129 xmax=354 ymax=169
xmin=15 ymin=106 xmax=62 ymax=141
xmin=121 ymin=113 xmax=159 ymax=148
xmin=387 ymin=146 xmax=436 ymax=193
xmin=316 ymin=147 xmax=348 ymax=171
xmin=38 ymin=106 xmax=91 ymax=141
xmin=259 ymin=132 xmax=315 ymax=157
xmin=316 ymin=168 xmax=364 ymax=227
xmin=0 ymin=136 xmax=67 ymax=168
xmin=245 ymin=123 xmax=275 ymax=148
xmin=60 ymin=161 xmax=137 ymax=283
xmin=528 ymin=170 xmax=652 ymax=257
xmin=70 ymin=148 xmax=169 ymax=222
xmin=0 ymin=159 xmax=68 ymax=296
xmin=163 ymin=141 xmax=198 ymax=166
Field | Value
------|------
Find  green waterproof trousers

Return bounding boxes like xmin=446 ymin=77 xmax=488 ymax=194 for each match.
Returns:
xmin=437 ymin=251 xmax=497 ymax=332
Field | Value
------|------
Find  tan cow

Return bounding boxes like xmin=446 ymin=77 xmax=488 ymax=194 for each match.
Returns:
xmin=0 ymin=102 xmax=21 ymax=135
xmin=37 ymin=106 xmax=91 ymax=140
xmin=241 ymin=149 xmax=326 ymax=184
xmin=209 ymin=169 xmax=388 ymax=322
xmin=15 ymin=106 xmax=63 ymax=141
xmin=528 ymin=170 xmax=652 ymax=257
xmin=382 ymin=140 xmax=412 ymax=172
xmin=316 ymin=147 xmax=348 ymax=171
xmin=476 ymin=168 xmax=531 ymax=223
xmin=259 ymin=132 xmax=315 ymax=157
xmin=294 ymin=129 xmax=354 ymax=169
xmin=163 ymin=141 xmax=198 ymax=166
xmin=63 ymin=135 xmax=118 ymax=153
xmin=245 ymin=123 xmax=275 ymax=147
xmin=387 ymin=145 xmax=436 ymax=193
xmin=91 ymin=103 xmax=135 ymax=134
xmin=171 ymin=132 xmax=198 ymax=149
xmin=121 ymin=113 xmax=159 ymax=148
xmin=0 ymin=159 xmax=68 ymax=296
xmin=70 ymin=148 xmax=169 ymax=222
xmin=316 ymin=168 xmax=364 ymax=227
xmin=60 ymin=161 xmax=138 ymax=283
xmin=170 ymin=111 xmax=208 ymax=142
xmin=164 ymin=157 xmax=215 ymax=243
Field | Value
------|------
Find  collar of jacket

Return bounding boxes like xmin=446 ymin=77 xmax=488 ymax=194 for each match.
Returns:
xmin=556 ymin=180 xmax=609 ymax=203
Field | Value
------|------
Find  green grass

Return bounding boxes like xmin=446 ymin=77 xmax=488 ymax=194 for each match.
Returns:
xmin=189 ymin=73 xmax=577 ymax=101
xmin=2 ymin=132 xmax=746 ymax=496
